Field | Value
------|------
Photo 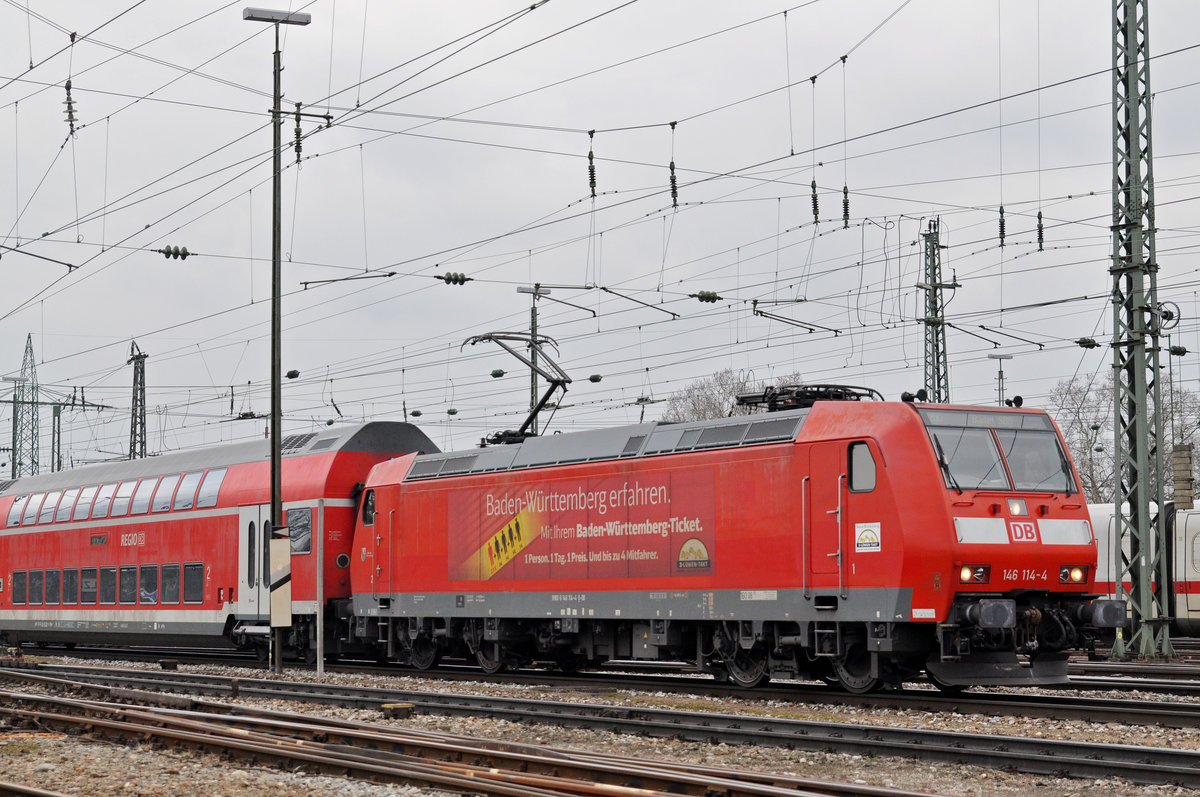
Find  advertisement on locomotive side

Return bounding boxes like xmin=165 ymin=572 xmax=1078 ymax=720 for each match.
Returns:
xmin=450 ymin=470 xmax=717 ymax=581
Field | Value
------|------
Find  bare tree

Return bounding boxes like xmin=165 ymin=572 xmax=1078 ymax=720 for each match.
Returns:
xmin=1045 ymin=371 xmax=1200 ymax=504
xmin=661 ymin=369 xmax=803 ymax=422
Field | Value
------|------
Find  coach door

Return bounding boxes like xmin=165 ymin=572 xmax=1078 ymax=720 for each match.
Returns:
xmin=1184 ymin=512 xmax=1200 ymax=617
xmin=237 ymin=505 xmax=271 ymax=620
xmin=808 ymin=443 xmax=847 ymax=595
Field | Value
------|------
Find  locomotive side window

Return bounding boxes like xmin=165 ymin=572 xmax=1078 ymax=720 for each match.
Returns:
xmin=130 ymin=478 xmax=158 ymax=515
xmin=173 ymin=471 xmax=204 ymax=510
xmin=80 ymin=568 xmax=98 ymax=604
xmin=7 ymin=495 xmax=27 ymax=527
xmin=11 ymin=571 xmax=26 ymax=605
xmin=73 ymin=486 xmax=99 ymax=521
xmin=55 ymin=488 xmax=80 ymax=522
xmin=196 ymin=468 xmax=227 ymax=508
xmin=848 ymin=442 xmax=876 ymax=492
xmin=362 ymin=490 xmax=376 ymax=525
xmin=288 ymin=507 xmax=312 ymax=555
xmin=27 ymin=571 xmax=42 ymax=605
xmin=110 ymin=481 xmax=137 ymax=517
xmin=44 ymin=570 xmax=60 ymax=604
xmin=140 ymin=565 xmax=158 ymax=604
xmin=37 ymin=491 xmax=62 ymax=524
xmin=118 ymin=566 xmax=137 ymax=604
xmin=247 ymin=522 xmax=257 ymax=587
xmin=62 ymin=569 xmax=78 ymax=605
xmin=99 ymin=567 xmax=117 ymax=604
xmin=161 ymin=564 xmax=181 ymax=604
xmin=183 ymin=562 xmax=204 ymax=604
xmin=152 ymin=474 xmax=181 ymax=513
xmin=91 ymin=483 xmax=117 ymax=519
xmin=22 ymin=494 xmax=43 ymax=525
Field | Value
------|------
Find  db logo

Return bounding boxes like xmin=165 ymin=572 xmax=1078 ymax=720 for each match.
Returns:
xmin=1009 ymin=521 xmax=1039 ymax=543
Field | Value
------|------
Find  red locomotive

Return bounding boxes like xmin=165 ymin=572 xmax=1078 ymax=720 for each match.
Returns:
xmin=0 ymin=388 xmax=1123 ymax=691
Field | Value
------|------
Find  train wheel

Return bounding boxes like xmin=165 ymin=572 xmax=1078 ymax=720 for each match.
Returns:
xmin=409 ymin=636 xmax=442 ymax=671
xmin=554 ymin=650 xmax=586 ymax=673
xmin=475 ymin=641 xmax=507 ymax=675
xmin=831 ymin=640 xmax=881 ymax=694
xmin=724 ymin=647 xmax=770 ymax=688
xmin=926 ymin=671 xmax=968 ymax=694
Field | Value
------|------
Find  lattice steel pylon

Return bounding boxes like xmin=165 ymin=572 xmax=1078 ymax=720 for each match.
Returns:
xmin=10 ymin=334 xmax=39 ymax=478
xmin=1110 ymin=0 xmax=1173 ymax=659
xmin=128 ymin=341 xmax=147 ymax=460
xmin=919 ymin=219 xmax=955 ymax=403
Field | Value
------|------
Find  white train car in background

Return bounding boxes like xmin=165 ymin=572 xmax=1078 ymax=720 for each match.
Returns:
xmin=1088 ymin=502 xmax=1200 ymax=636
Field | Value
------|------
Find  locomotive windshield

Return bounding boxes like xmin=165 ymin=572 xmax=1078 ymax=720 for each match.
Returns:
xmin=919 ymin=408 xmax=1078 ymax=494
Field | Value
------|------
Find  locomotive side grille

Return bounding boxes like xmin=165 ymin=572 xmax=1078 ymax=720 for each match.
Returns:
xmin=280 ymin=432 xmax=318 ymax=454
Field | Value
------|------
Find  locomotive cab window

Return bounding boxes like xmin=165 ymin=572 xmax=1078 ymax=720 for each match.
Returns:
xmin=288 ymin=507 xmax=312 ymax=555
xmin=848 ymin=442 xmax=876 ymax=492
xmin=921 ymin=408 xmax=1076 ymax=493
xmin=362 ymin=490 xmax=376 ymax=526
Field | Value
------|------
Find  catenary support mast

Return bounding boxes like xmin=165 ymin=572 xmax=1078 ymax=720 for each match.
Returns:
xmin=1110 ymin=0 xmax=1172 ymax=659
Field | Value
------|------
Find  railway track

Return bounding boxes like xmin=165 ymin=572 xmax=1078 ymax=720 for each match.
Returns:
xmin=0 ymin=682 xmax=932 ymax=797
xmin=6 ymin=662 xmax=1200 ymax=789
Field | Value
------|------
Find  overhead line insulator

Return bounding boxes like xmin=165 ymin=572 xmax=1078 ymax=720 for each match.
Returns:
xmin=691 ymin=290 xmax=722 ymax=303
xmin=998 ymin=206 xmax=1006 ymax=248
xmin=438 ymin=272 xmax=471 ymax=285
xmin=158 ymin=245 xmax=190 ymax=260
xmin=811 ymin=180 xmax=819 ymax=224
xmin=842 ymin=185 xmax=849 ymax=229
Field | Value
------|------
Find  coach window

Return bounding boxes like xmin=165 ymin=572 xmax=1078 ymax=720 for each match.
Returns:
xmin=22 ymin=493 xmax=43 ymax=526
xmin=288 ymin=507 xmax=312 ymax=555
xmin=109 ymin=481 xmax=136 ymax=517
xmin=73 ymin=486 xmax=98 ymax=521
xmin=152 ymin=474 xmax=181 ymax=513
xmin=80 ymin=568 xmax=98 ymax=604
xmin=161 ymin=564 xmax=181 ymax=604
xmin=130 ymin=477 xmax=158 ymax=515
xmin=118 ymin=565 xmax=137 ymax=604
xmin=173 ymin=472 xmax=204 ymax=510
xmin=99 ymin=567 xmax=117 ymax=604
xmin=55 ymin=488 xmax=80 ymax=522
xmin=62 ymin=569 xmax=78 ymax=605
xmin=91 ymin=483 xmax=117 ymax=519
xmin=44 ymin=569 xmax=60 ymax=604
xmin=362 ymin=490 xmax=376 ymax=525
xmin=183 ymin=562 xmax=204 ymax=604
xmin=28 ymin=570 xmax=43 ymax=605
xmin=37 ymin=491 xmax=62 ymax=525
xmin=12 ymin=571 xmax=26 ymax=605
xmin=848 ymin=442 xmax=877 ymax=492
xmin=139 ymin=565 xmax=158 ymax=604
xmin=196 ymin=468 xmax=227 ymax=508
xmin=7 ymin=495 xmax=27 ymax=527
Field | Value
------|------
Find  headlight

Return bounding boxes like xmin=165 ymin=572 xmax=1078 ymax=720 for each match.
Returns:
xmin=1059 ymin=565 xmax=1088 ymax=584
xmin=959 ymin=565 xmax=990 ymax=584
xmin=1007 ymin=498 xmax=1028 ymax=516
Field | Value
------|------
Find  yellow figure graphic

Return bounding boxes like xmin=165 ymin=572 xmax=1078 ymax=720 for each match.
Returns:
xmin=455 ymin=508 xmax=540 ymax=580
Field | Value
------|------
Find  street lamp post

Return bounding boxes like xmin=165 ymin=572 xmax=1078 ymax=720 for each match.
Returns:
xmin=244 ymin=6 xmax=310 ymax=674
xmin=987 ymin=353 xmax=1013 ymax=407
